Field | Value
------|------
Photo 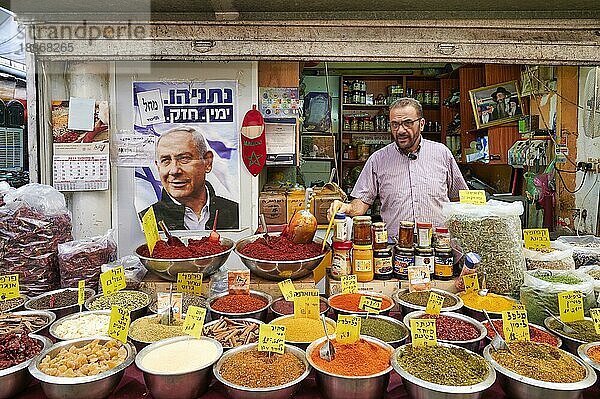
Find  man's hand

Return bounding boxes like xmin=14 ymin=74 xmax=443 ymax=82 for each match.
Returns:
xmin=327 ymin=200 xmax=347 ymax=222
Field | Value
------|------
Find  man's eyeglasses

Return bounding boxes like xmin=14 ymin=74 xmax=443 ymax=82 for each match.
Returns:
xmin=390 ymin=118 xmax=422 ymax=131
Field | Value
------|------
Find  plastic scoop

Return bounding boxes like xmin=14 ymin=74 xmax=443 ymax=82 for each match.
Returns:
xmin=158 ymin=220 xmax=185 ymax=247
xmin=322 ymin=202 xmax=341 ymax=251
xmin=209 ymin=210 xmax=220 ymax=243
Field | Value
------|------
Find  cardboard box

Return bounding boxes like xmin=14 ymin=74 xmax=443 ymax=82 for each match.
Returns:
xmin=259 ymin=191 xmax=287 ymax=225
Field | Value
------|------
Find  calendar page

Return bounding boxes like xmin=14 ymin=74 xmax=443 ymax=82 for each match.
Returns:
xmin=53 ymin=143 xmax=109 ymax=191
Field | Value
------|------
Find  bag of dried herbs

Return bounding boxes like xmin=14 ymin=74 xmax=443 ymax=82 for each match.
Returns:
xmin=523 ymin=241 xmax=575 ymax=271
xmin=520 ymin=269 xmax=598 ymax=325
xmin=556 ymin=235 xmax=600 ymax=268
xmin=578 ymin=265 xmax=600 ymax=300
xmin=442 ymin=200 xmax=525 ymax=295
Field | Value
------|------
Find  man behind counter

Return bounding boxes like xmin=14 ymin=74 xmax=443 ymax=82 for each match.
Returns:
xmin=328 ymin=98 xmax=467 ymax=238
xmin=139 ymin=126 xmax=239 ymax=230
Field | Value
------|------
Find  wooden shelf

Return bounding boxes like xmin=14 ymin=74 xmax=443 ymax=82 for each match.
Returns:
xmin=342 ymin=104 xmax=388 ymax=109
xmin=342 ymin=130 xmax=390 ymax=134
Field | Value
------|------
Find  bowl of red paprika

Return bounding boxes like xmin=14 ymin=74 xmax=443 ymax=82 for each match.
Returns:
xmin=207 ymin=290 xmax=272 ymax=322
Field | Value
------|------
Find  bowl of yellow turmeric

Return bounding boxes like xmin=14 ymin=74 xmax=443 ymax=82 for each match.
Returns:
xmin=458 ymin=291 xmax=518 ymax=321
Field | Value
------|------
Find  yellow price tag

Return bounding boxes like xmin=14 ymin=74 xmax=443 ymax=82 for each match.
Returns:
xmin=341 ymin=275 xmax=358 ymax=294
xmin=293 ymin=289 xmax=320 ymax=319
xmin=358 ymin=295 xmax=383 ymax=314
xmin=523 ymin=229 xmax=551 ymax=250
xmin=590 ymin=308 xmax=600 ymax=335
xmin=502 ymin=309 xmax=530 ymax=342
xmin=512 ymin=303 xmax=526 ymax=310
xmin=177 ymin=273 xmax=203 ymax=296
xmin=459 ymin=190 xmax=486 ymax=205
xmin=107 ymin=305 xmax=130 ymax=344
xmin=336 ymin=315 xmax=361 ymax=344
xmin=410 ymin=318 xmax=437 ymax=347
xmin=278 ymin=279 xmax=295 ymax=301
xmin=462 ymin=273 xmax=480 ymax=293
xmin=141 ymin=207 xmax=161 ymax=255
xmin=183 ymin=305 xmax=207 ymax=339
xmin=558 ymin=291 xmax=584 ymax=323
xmin=425 ymin=292 xmax=445 ymax=315
xmin=100 ymin=266 xmax=127 ymax=296
xmin=258 ymin=324 xmax=286 ymax=354
xmin=78 ymin=280 xmax=85 ymax=306
xmin=0 ymin=274 xmax=20 ymax=301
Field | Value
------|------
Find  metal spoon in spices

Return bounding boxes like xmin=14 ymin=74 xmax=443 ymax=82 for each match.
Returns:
xmin=543 ymin=307 xmax=576 ymax=334
xmin=259 ymin=214 xmax=271 ymax=247
xmin=483 ymin=309 xmax=511 ymax=353
xmin=478 ymin=272 xmax=489 ymax=297
xmin=319 ymin=313 xmax=335 ymax=361
xmin=158 ymin=220 xmax=185 ymax=247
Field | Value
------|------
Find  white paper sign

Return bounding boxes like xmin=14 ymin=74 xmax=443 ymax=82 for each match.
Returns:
xmin=111 ymin=130 xmax=156 ymax=167
xmin=136 ymin=89 xmax=165 ymax=126
xmin=68 ymin=97 xmax=95 ymax=131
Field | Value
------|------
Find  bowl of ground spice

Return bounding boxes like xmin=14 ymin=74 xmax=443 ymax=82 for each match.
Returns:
xmin=25 ymin=288 xmax=95 ymax=319
xmin=213 ymin=342 xmax=310 ymax=399
xmin=483 ymin=341 xmax=596 ymax=399
xmin=544 ymin=316 xmax=600 ymax=354
xmin=270 ymin=315 xmax=336 ymax=350
xmin=0 ymin=294 xmax=28 ymax=313
xmin=392 ymin=342 xmax=495 ymax=398
xmin=458 ymin=290 xmax=517 ymax=321
xmin=482 ymin=319 xmax=562 ymax=348
xmin=328 ymin=292 xmax=394 ymax=316
xmin=306 ymin=336 xmax=393 ymax=399
xmin=207 ymin=290 xmax=272 ymax=322
xmin=136 ymin=236 xmax=235 ymax=281
xmin=577 ymin=342 xmax=600 ymax=377
xmin=403 ymin=311 xmax=487 ymax=352
xmin=358 ymin=315 xmax=409 ymax=348
xmin=235 ymin=233 xmax=329 ymax=281
xmin=270 ymin=296 xmax=329 ymax=317
xmin=393 ymin=288 xmax=463 ymax=317
xmin=128 ymin=314 xmax=186 ymax=351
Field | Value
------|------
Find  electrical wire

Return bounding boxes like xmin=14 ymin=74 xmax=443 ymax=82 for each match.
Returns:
xmin=555 ymin=168 xmax=587 ymax=194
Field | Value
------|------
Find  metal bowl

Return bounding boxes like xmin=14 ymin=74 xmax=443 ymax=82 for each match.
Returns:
xmin=203 ymin=317 xmax=264 ymax=351
xmin=84 ymin=290 xmax=150 ymax=321
xmin=458 ymin=292 xmax=517 ymax=322
xmin=481 ymin=319 xmax=562 ymax=348
xmin=392 ymin=342 xmax=496 ymax=399
xmin=234 ymin=233 xmax=330 ymax=281
xmin=328 ymin=291 xmax=395 ymax=317
xmin=270 ymin=296 xmax=329 ymax=318
xmin=0 ymin=294 xmax=29 ymax=313
xmin=135 ymin=236 xmax=235 ymax=281
xmin=49 ymin=310 xmax=111 ymax=341
xmin=305 ymin=335 xmax=393 ymax=399
xmin=403 ymin=310 xmax=487 ymax=352
xmin=25 ymin=288 xmax=95 ymax=319
xmin=483 ymin=343 xmax=597 ymax=399
xmin=136 ymin=335 xmax=223 ymax=399
xmin=128 ymin=314 xmax=186 ymax=351
xmin=28 ymin=336 xmax=136 ymax=399
xmin=357 ymin=314 xmax=409 ymax=348
xmin=270 ymin=314 xmax=336 ymax=350
xmin=393 ymin=288 xmax=463 ymax=317
xmin=207 ymin=290 xmax=272 ymax=322
xmin=0 ymin=334 xmax=52 ymax=399
xmin=1 ymin=310 xmax=56 ymax=337
xmin=577 ymin=342 xmax=600 ymax=377
xmin=213 ymin=342 xmax=310 ymax=399
xmin=543 ymin=316 xmax=597 ymax=354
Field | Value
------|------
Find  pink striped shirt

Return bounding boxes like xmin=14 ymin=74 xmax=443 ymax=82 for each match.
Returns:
xmin=351 ymin=139 xmax=467 ymax=238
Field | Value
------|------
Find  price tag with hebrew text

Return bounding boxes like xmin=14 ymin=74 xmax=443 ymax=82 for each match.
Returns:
xmin=462 ymin=273 xmax=480 ymax=293
xmin=258 ymin=324 xmax=286 ymax=354
xmin=183 ymin=305 xmax=207 ymax=339
xmin=523 ymin=229 xmax=551 ymax=251
xmin=336 ymin=315 xmax=361 ymax=344
xmin=278 ymin=279 xmax=295 ymax=301
xmin=410 ymin=318 xmax=437 ymax=347
xmin=108 ymin=305 xmax=130 ymax=343
xmin=425 ymin=292 xmax=445 ymax=315
xmin=78 ymin=280 xmax=85 ymax=306
xmin=558 ymin=291 xmax=584 ymax=323
xmin=590 ymin=308 xmax=600 ymax=335
xmin=100 ymin=266 xmax=127 ymax=296
xmin=459 ymin=190 xmax=486 ymax=205
xmin=141 ymin=207 xmax=161 ymax=255
xmin=177 ymin=273 xmax=203 ymax=295
xmin=341 ymin=275 xmax=358 ymax=294
xmin=359 ymin=295 xmax=383 ymax=314
xmin=502 ymin=309 xmax=530 ymax=342
xmin=293 ymin=289 xmax=320 ymax=319
xmin=0 ymin=274 xmax=19 ymax=302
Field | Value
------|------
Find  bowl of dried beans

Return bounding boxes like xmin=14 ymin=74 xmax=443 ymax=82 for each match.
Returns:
xmin=135 ymin=236 xmax=235 ymax=281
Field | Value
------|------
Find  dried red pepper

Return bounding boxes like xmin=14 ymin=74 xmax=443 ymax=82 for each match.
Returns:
xmin=484 ymin=319 xmax=559 ymax=346
xmin=417 ymin=314 xmax=480 ymax=341
xmin=239 ymin=235 xmax=323 ymax=261
xmin=0 ymin=333 xmax=43 ymax=369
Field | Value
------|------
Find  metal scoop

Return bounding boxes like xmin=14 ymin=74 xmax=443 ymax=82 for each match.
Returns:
xmin=319 ymin=314 xmax=335 ymax=361
xmin=543 ymin=307 xmax=576 ymax=334
xmin=483 ymin=309 xmax=511 ymax=353
xmin=478 ymin=272 xmax=489 ymax=297
xmin=259 ymin=214 xmax=271 ymax=246
xmin=158 ymin=220 xmax=185 ymax=247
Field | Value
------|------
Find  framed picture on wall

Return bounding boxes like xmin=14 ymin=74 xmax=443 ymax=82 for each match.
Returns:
xmin=300 ymin=135 xmax=335 ymax=159
xmin=469 ymin=80 xmax=523 ymax=129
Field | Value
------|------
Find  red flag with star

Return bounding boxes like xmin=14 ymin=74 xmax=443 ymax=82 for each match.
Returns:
xmin=241 ymin=104 xmax=267 ymax=176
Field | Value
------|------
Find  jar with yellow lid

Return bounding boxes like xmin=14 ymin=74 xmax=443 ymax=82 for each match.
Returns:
xmin=352 ymin=243 xmax=374 ymax=282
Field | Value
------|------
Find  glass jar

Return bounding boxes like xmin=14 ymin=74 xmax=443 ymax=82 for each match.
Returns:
xmin=331 ymin=241 xmax=353 ymax=280
xmin=343 ymin=116 xmax=351 ymax=131
xmin=373 ymin=249 xmax=393 ymax=280
xmin=434 ymin=227 xmax=451 ymax=249
xmin=416 ymin=222 xmax=433 ymax=248
xmin=333 ymin=212 xmax=348 ymax=242
xmin=358 ymin=144 xmax=370 ymax=161
xmin=371 ymin=222 xmax=388 ymax=251
xmin=415 ymin=89 xmax=424 ymax=103
xmin=352 ymin=243 xmax=373 ymax=282
xmin=423 ymin=89 xmax=432 ymax=105
xmin=346 ymin=144 xmax=357 ymax=160
xmin=432 ymin=90 xmax=440 ymax=105
xmin=393 ymin=246 xmax=414 ymax=280
xmin=434 ymin=248 xmax=454 ymax=280
xmin=397 ymin=221 xmax=415 ymax=248
xmin=352 ymin=216 xmax=372 ymax=245
xmin=350 ymin=116 xmax=359 ymax=131
xmin=415 ymin=247 xmax=435 ymax=274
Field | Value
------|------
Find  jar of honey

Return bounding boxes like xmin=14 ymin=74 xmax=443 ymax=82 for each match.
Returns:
xmin=397 ymin=221 xmax=415 ymax=248
xmin=371 ymin=222 xmax=388 ymax=250
xmin=352 ymin=243 xmax=373 ymax=282
xmin=352 ymin=216 xmax=372 ymax=245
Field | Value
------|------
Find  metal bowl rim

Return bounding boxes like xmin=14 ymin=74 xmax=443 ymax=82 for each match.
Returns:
xmin=457 ymin=292 xmax=517 ymax=315
xmin=127 ymin=314 xmax=187 ymax=345
xmin=0 ymin=334 xmax=52 ymax=377
xmin=305 ymin=335 xmax=394 ymax=379
xmin=234 ymin=233 xmax=330 ymax=264
xmin=135 ymin=335 xmax=223 ymax=376
xmin=28 ymin=336 xmax=136 ymax=384
xmin=577 ymin=342 xmax=600 ymax=373
xmin=327 ymin=291 xmax=395 ymax=314
xmin=357 ymin=314 xmax=410 ymax=344
xmin=0 ymin=294 xmax=29 ymax=313
xmin=213 ymin=342 xmax=311 ymax=392
xmin=403 ymin=310 xmax=487 ymax=344
xmin=6 ymin=310 xmax=56 ymax=335
xmin=482 ymin=343 xmax=597 ymax=390
xmin=24 ymin=288 xmax=95 ymax=312
xmin=270 ymin=314 xmax=336 ymax=344
xmin=135 ymin=236 xmax=235 ymax=262
xmin=207 ymin=290 xmax=273 ymax=317
xmin=481 ymin=318 xmax=562 ymax=348
xmin=84 ymin=290 xmax=151 ymax=312
xmin=49 ymin=310 xmax=111 ymax=341
xmin=393 ymin=288 xmax=464 ymax=312
xmin=270 ymin=296 xmax=329 ymax=317
xmin=391 ymin=342 xmax=496 ymax=393
xmin=543 ymin=316 xmax=595 ymax=345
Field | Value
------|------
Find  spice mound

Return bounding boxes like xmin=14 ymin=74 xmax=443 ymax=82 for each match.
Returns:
xmin=416 ymin=314 xmax=481 ymax=341
xmin=53 ymin=313 xmax=110 ymax=340
xmin=537 ymin=274 xmax=582 ymax=284
xmin=271 ymin=317 xmax=335 ymax=342
xmin=238 ymin=235 xmax=323 ymax=261
xmin=129 ymin=316 xmax=184 ymax=343
xmin=0 ymin=313 xmax=50 ymax=335
xmin=586 ymin=345 xmax=600 ymax=365
xmin=0 ymin=333 xmax=43 ymax=369
xmin=28 ymin=289 xmax=91 ymax=310
xmin=311 ymin=339 xmax=391 ymax=377
xmin=271 ymin=297 xmax=328 ymax=315
xmin=491 ymin=341 xmax=586 ymax=383
xmin=329 ymin=293 xmax=392 ymax=313
xmin=396 ymin=344 xmax=488 ymax=386
xmin=140 ymin=236 xmax=229 ymax=259
xmin=459 ymin=291 xmax=516 ymax=313
xmin=484 ymin=320 xmax=559 ymax=346
xmin=219 ymin=348 xmax=306 ymax=388
xmin=398 ymin=290 xmax=457 ymax=308
xmin=546 ymin=319 xmax=600 ymax=342
xmin=0 ymin=296 xmax=26 ymax=313
xmin=39 ymin=339 xmax=127 ymax=377
xmin=88 ymin=291 xmax=149 ymax=312
xmin=139 ymin=339 xmax=220 ymax=374
xmin=211 ymin=294 xmax=267 ymax=314
xmin=204 ymin=318 xmax=260 ymax=348
xmin=360 ymin=317 xmax=408 ymax=343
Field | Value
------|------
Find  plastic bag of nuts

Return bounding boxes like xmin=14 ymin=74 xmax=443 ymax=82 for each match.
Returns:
xmin=524 ymin=241 xmax=575 ymax=271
